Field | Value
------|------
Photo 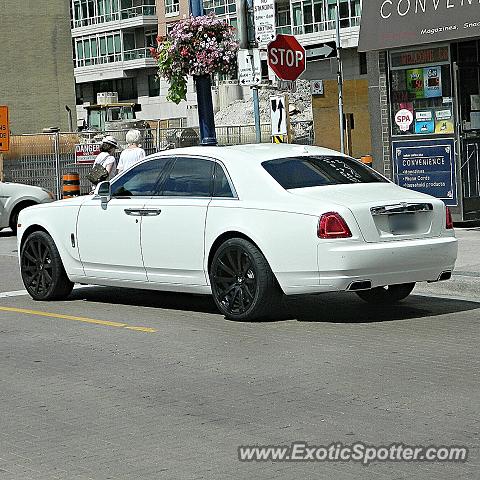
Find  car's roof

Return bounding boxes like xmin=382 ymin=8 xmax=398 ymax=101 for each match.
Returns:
xmin=153 ymin=143 xmax=344 ymax=165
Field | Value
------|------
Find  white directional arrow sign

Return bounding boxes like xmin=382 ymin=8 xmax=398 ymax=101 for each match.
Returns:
xmin=237 ymin=49 xmax=262 ymax=86
xmin=306 ymin=42 xmax=337 ymax=61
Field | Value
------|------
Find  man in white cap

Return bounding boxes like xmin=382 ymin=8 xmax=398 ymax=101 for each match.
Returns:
xmin=93 ymin=135 xmax=119 ymax=180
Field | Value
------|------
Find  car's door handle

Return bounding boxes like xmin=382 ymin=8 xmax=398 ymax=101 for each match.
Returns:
xmin=124 ymin=209 xmax=143 ymax=216
xmin=141 ymin=209 xmax=162 ymax=216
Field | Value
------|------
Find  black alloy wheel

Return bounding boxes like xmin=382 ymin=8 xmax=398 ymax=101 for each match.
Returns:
xmin=20 ymin=231 xmax=73 ymax=300
xmin=355 ymin=282 xmax=416 ymax=304
xmin=210 ymin=238 xmax=282 ymax=321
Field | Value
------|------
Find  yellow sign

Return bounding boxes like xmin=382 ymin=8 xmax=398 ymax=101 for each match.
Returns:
xmin=0 ymin=106 xmax=10 ymax=152
xmin=272 ymin=135 xmax=285 ymax=143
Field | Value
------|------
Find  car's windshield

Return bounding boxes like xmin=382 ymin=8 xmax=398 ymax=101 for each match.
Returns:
xmin=262 ymin=156 xmax=388 ymax=190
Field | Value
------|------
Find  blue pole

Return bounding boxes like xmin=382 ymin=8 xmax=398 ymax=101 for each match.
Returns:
xmin=189 ymin=0 xmax=218 ymax=146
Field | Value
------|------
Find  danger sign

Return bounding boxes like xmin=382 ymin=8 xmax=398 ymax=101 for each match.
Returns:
xmin=75 ymin=143 xmax=101 ymax=164
xmin=0 ymin=106 xmax=10 ymax=152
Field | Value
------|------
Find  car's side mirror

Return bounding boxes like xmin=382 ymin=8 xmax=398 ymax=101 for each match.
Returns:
xmin=96 ymin=181 xmax=111 ymax=208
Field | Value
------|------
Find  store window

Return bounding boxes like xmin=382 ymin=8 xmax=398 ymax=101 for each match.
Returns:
xmin=389 ymin=46 xmax=453 ymax=137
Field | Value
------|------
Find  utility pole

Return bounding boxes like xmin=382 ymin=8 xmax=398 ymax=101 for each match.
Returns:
xmin=335 ymin=0 xmax=345 ymax=154
xmin=237 ymin=0 xmax=261 ymax=143
xmin=189 ymin=0 xmax=217 ymax=145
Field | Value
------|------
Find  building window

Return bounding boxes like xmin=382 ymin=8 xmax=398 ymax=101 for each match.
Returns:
xmin=285 ymin=0 xmax=361 ymax=34
xmin=165 ymin=0 xmax=179 ymax=17
xmin=203 ymin=0 xmax=236 ymax=19
xmin=166 ymin=23 xmax=176 ymax=37
xmin=276 ymin=7 xmax=292 ymax=35
xmin=145 ymin=30 xmax=158 ymax=48
xmin=148 ymin=74 xmax=160 ymax=97
xmin=72 ymin=0 xmax=121 ymax=27
xmin=359 ymin=52 xmax=367 ymax=75
xmin=92 ymin=78 xmax=138 ymax=101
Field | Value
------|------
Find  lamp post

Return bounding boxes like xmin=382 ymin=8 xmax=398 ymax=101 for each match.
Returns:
xmin=189 ymin=0 xmax=218 ymax=145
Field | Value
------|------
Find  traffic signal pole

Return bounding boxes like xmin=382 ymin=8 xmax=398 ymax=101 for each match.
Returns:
xmin=189 ymin=0 xmax=218 ymax=145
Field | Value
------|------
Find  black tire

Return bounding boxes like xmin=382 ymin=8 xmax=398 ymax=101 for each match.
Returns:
xmin=355 ymin=282 xmax=415 ymax=304
xmin=210 ymin=238 xmax=283 ymax=321
xmin=20 ymin=231 xmax=74 ymax=300
xmin=10 ymin=204 xmax=30 ymax=234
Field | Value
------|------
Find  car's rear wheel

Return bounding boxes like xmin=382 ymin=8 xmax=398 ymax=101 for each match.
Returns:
xmin=20 ymin=231 xmax=74 ymax=300
xmin=355 ymin=282 xmax=415 ymax=304
xmin=210 ymin=238 xmax=282 ymax=321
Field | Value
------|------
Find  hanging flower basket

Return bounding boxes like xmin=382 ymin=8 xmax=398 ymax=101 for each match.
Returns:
xmin=150 ymin=14 xmax=239 ymax=104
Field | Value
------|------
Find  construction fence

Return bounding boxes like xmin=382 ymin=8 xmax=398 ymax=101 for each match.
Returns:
xmin=1 ymin=122 xmax=314 ymax=198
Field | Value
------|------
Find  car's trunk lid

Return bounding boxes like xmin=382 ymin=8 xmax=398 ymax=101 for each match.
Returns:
xmin=289 ymin=183 xmax=443 ymax=242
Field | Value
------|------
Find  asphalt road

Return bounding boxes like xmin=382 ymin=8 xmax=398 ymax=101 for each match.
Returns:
xmin=0 ymin=228 xmax=478 ymax=480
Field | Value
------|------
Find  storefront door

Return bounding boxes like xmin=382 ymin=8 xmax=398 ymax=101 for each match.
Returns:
xmin=453 ymin=41 xmax=480 ymax=220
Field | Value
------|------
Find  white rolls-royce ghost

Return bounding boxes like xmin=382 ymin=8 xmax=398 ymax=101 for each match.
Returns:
xmin=17 ymin=144 xmax=457 ymax=321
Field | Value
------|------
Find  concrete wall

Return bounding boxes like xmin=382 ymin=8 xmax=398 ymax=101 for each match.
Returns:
xmin=0 ymin=1 xmax=76 ymax=134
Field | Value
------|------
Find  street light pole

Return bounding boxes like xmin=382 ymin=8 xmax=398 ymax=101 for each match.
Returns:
xmin=189 ymin=0 xmax=218 ymax=145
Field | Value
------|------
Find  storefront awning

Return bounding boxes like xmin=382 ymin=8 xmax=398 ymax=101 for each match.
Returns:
xmin=359 ymin=0 xmax=480 ymax=52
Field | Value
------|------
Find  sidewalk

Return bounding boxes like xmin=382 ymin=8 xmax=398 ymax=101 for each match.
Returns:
xmin=415 ymin=227 xmax=480 ymax=300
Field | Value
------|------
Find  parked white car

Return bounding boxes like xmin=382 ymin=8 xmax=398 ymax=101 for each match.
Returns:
xmin=0 ymin=181 xmax=54 ymax=234
xmin=17 ymin=144 xmax=457 ymax=321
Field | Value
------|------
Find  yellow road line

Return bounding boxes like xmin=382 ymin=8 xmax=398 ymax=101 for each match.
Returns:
xmin=0 ymin=306 xmax=157 ymax=333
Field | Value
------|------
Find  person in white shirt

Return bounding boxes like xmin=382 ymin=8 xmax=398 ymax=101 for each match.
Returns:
xmin=93 ymin=135 xmax=118 ymax=181
xmin=116 ymin=129 xmax=146 ymax=175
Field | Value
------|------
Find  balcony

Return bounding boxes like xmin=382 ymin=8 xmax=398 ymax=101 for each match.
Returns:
xmin=72 ymin=4 xmax=156 ymax=29
xmin=71 ymin=4 xmax=158 ymax=39
xmin=74 ymin=48 xmax=156 ymax=83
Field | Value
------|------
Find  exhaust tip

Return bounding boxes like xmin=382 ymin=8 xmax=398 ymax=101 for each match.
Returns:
xmin=438 ymin=271 xmax=452 ymax=281
xmin=348 ymin=280 xmax=372 ymax=291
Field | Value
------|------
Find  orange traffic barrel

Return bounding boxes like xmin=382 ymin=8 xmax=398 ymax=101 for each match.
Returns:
xmin=360 ymin=155 xmax=373 ymax=166
xmin=63 ymin=172 xmax=80 ymax=198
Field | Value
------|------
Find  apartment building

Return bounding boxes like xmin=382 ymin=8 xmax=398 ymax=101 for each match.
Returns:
xmin=71 ymin=0 xmax=191 ymax=123
xmin=0 ymin=0 xmax=76 ymax=134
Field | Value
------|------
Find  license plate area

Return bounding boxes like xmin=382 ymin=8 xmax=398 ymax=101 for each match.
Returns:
xmin=388 ymin=213 xmax=417 ymax=234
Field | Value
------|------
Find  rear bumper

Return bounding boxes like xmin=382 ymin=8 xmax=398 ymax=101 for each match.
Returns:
xmin=277 ymin=236 xmax=457 ymax=295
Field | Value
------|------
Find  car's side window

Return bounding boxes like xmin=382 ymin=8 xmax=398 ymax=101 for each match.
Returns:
xmin=157 ymin=157 xmax=214 ymax=197
xmin=213 ymin=162 xmax=235 ymax=198
xmin=111 ymin=157 xmax=173 ymax=197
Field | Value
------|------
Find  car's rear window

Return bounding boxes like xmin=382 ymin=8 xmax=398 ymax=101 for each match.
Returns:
xmin=262 ymin=156 xmax=387 ymax=189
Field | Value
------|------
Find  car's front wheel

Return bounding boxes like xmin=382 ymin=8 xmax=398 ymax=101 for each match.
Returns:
xmin=10 ymin=202 xmax=36 ymax=235
xmin=20 ymin=231 xmax=74 ymax=300
xmin=210 ymin=238 xmax=282 ymax=321
xmin=355 ymin=282 xmax=415 ymax=304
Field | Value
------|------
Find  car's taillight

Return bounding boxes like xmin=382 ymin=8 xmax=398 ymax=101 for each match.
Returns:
xmin=446 ymin=206 xmax=454 ymax=230
xmin=318 ymin=212 xmax=352 ymax=239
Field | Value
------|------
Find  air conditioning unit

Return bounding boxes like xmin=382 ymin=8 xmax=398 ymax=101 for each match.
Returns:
xmin=97 ymin=92 xmax=119 ymax=105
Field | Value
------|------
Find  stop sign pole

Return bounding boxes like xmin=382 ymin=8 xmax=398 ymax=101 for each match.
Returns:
xmin=267 ymin=34 xmax=306 ymax=82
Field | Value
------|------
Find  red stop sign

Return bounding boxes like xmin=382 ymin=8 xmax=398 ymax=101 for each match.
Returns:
xmin=267 ymin=34 xmax=306 ymax=81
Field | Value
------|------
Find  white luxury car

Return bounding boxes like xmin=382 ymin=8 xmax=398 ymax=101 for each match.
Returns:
xmin=17 ymin=144 xmax=457 ymax=321
xmin=0 ymin=181 xmax=54 ymax=234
